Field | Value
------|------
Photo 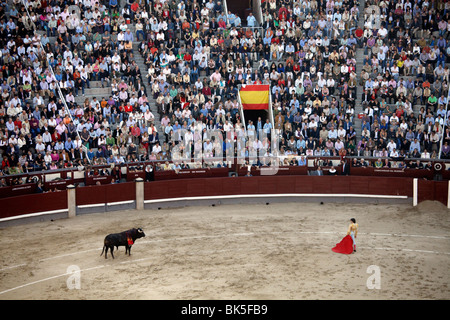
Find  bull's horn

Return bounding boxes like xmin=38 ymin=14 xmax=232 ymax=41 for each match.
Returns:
xmin=138 ymin=229 xmax=143 ymax=233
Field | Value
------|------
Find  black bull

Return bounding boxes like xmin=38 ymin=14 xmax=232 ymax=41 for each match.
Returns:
xmin=100 ymin=228 xmax=146 ymax=259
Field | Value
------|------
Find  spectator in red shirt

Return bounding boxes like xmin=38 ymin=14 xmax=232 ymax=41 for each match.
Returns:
xmin=14 ymin=118 xmax=22 ymax=130
xmin=218 ymin=18 xmax=226 ymax=29
xmin=124 ymin=103 xmax=133 ymax=113
xmin=184 ymin=51 xmax=193 ymax=67
xmin=354 ymin=27 xmax=364 ymax=47
xmin=278 ymin=4 xmax=288 ymax=20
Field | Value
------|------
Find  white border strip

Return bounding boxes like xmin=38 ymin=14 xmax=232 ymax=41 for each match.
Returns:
xmin=144 ymin=193 xmax=409 ymax=204
xmin=77 ymin=203 xmax=105 ymax=209
xmin=78 ymin=200 xmax=135 ymax=209
xmin=0 ymin=209 xmax=68 ymax=223
xmin=107 ymin=200 xmax=135 ymax=206
xmin=77 ymin=200 xmax=135 ymax=209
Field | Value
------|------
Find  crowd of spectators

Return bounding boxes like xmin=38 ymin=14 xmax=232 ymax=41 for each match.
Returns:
xmin=358 ymin=0 xmax=450 ymax=161
xmin=0 ymin=0 xmax=159 ymax=176
xmin=140 ymin=0 xmax=363 ymax=162
xmin=1 ymin=0 xmax=450 ymax=185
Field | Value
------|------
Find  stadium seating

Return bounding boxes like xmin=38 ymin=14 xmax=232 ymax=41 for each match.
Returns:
xmin=0 ymin=0 xmax=449 ymax=190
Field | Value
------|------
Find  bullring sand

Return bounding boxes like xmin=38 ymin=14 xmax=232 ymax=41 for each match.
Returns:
xmin=0 ymin=201 xmax=448 ymax=299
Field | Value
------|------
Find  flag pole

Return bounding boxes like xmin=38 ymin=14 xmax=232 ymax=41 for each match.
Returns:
xmin=237 ymin=87 xmax=247 ymax=135
xmin=438 ymin=89 xmax=450 ymax=159
xmin=269 ymin=85 xmax=274 ymax=130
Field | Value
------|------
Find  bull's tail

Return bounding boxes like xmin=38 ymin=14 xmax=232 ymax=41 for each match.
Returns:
xmin=100 ymin=245 xmax=106 ymax=257
xmin=101 ymin=244 xmax=114 ymax=259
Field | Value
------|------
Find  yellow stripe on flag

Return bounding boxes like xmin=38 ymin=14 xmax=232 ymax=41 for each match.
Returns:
xmin=240 ymin=85 xmax=270 ymax=110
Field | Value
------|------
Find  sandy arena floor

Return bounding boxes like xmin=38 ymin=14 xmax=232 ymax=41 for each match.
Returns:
xmin=0 ymin=201 xmax=449 ymax=300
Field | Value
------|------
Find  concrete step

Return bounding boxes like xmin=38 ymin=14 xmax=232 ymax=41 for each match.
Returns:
xmin=131 ymin=42 xmax=164 ymax=137
xmin=71 ymin=90 xmax=112 ymax=104
xmin=353 ymin=33 xmax=367 ymax=140
xmin=74 ymin=95 xmax=96 ymax=104
xmin=89 ymin=81 xmax=109 ymax=88
xmin=74 ymin=92 xmax=111 ymax=104
xmin=84 ymin=87 xmax=112 ymax=95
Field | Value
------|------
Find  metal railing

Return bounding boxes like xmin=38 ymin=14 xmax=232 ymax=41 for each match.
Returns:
xmin=223 ymin=0 xmax=229 ymax=26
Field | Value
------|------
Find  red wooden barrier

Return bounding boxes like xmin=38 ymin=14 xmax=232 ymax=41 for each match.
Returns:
xmin=144 ymin=176 xmax=415 ymax=201
xmin=350 ymin=167 xmax=434 ymax=179
xmin=0 ymin=183 xmax=37 ymax=198
xmin=0 ymin=176 xmax=446 ymax=222
xmin=0 ymin=191 xmax=67 ymax=219
xmin=76 ymin=182 xmax=136 ymax=205
xmin=105 ymin=182 xmax=136 ymax=203
xmin=154 ymin=167 xmax=230 ymax=180
xmin=76 ymin=184 xmax=107 ymax=206
xmin=418 ymin=179 xmax=448 ymax=206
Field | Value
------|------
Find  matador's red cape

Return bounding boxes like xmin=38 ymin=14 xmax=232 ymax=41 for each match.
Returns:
xmin=332 ymin=235 xmax=354 ymax=254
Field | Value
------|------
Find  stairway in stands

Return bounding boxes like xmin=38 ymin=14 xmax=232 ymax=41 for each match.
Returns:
xmin=353 ymin=0 xmax=367 ymax=142
xmin=73 ymin=81 xmax=112 ymax=106
xmin=127 ymin=24 xmax=164 ymax=140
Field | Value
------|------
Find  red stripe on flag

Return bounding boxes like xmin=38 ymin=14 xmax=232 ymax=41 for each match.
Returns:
xmin=242 ymin=103 xmax=269 ymax=110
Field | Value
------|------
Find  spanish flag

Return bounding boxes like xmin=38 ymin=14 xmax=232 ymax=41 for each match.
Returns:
xmin=239 ymin=84 xmax=270 ymax=110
